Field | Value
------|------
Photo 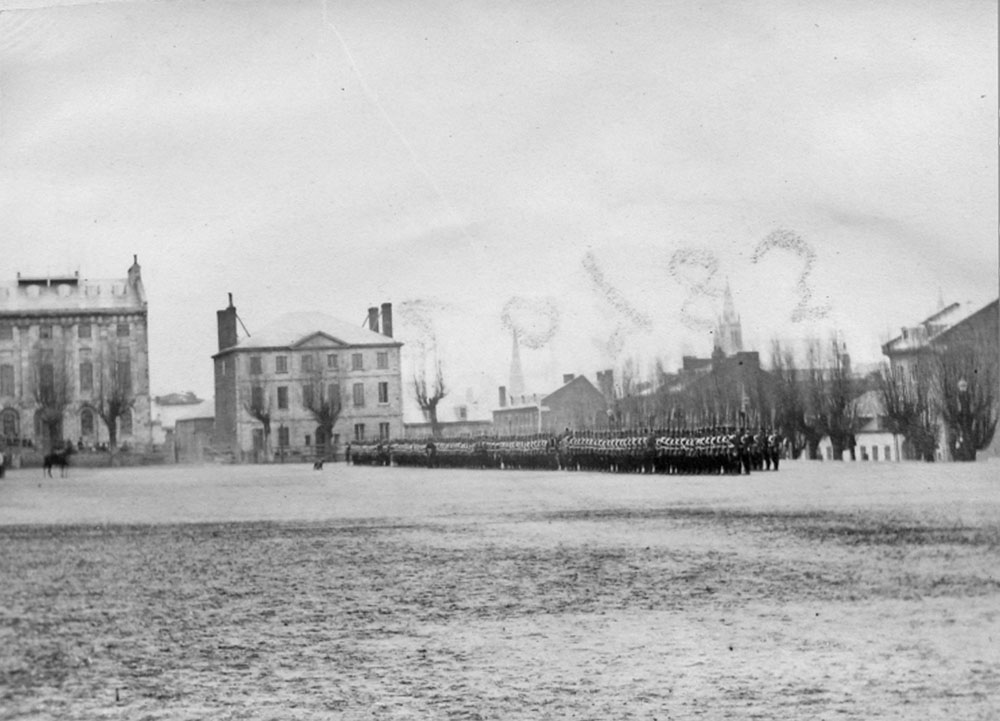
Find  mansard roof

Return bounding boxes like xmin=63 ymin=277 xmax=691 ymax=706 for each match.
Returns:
xmin=0 ymin=272 xmax=146 ymax=315
xmin=232 ymin=311 xmax=401 ymax=351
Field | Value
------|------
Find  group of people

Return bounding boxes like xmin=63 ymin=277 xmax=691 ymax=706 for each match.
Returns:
xmin=346 ymin=427 xmax=784 ymax=475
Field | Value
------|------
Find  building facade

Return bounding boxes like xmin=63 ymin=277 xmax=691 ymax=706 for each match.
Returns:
xmin=493 ymin=374 xmax=609 ymax=434
xmin=0 ymin=257 xmax=152 ymax=455
xmin=213 ymin=297 xmax=403 ymax=461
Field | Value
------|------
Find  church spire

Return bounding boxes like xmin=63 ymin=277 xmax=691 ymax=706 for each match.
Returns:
xmin=714 ymin=279 xmax=743 ymax=356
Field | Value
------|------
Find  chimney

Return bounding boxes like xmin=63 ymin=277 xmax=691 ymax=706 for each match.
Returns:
xmin=498 ymin=386 xmax=507 ymax=408
xmin=217 ymin=293 xmax=238 ymax=351
xmin=380 ymin=302 xmax=393 ymax=338
xmin=562 ymin=373 xmax=575 ymax=385
xmin=367 ymin=307 xmax=379 ymax=333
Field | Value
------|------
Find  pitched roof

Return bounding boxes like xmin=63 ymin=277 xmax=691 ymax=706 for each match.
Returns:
xmin=232 ymin=311 xmax=400 ymax=350
xmin=883 ymin=299 xmax=994 ymax=355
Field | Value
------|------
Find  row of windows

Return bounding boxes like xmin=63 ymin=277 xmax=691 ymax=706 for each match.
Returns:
xmin=824 ymin=444 xmax=894 ymax=461
xmin=0 ymin=322 xmax=132 ymax=341
xmin=251 ymin=381 xmax=390 ymax=411
xmin=0 ymin=407 xmax=132 ymax=437
xmin=269 ymin=422 xmax=391 ymax=447
xmin=249 ymin=351 xmax=390 ymax=375
xmin=0 ymin=359 xmax=132 ymax=397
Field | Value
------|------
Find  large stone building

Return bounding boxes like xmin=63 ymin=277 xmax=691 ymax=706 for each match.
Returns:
xmin=213 ymin=296 xmax=403 ymax=461
xmin=0 ymin=257 xmax=152 ymax=455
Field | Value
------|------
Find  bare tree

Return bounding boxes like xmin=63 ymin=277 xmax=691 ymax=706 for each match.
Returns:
xmin=877 ymin=362 xmax=938 ymax=461
xmin=819 ymin=335 xmax=860 ymax=461
xmin=414 ymin=359 xmax=447 ymax=438
xmin=95 ymin=345 xmax=136 ymax=458
xmin=243 ymin=383 xmax=272 ymax=462
xmin=302 ymin=367 xmax=342 ymax=459
xmin=31 ymin=344 xmax=71 ymax=452
xmin=768 ymin=340 xmax=808 ymax=459
xmin=936 ymin=343 xmax=998 ymax=462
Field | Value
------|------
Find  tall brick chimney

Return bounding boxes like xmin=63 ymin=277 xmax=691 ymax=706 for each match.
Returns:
xmin=367 ymin=307 xmax=379 ymax=333
xmin=562 ymin=373 xmax=575 ymax=385
xmin=217 ymin=293 xmax=238 ymax=351
xmin=380 ymin=302 xmax=393 ymax=338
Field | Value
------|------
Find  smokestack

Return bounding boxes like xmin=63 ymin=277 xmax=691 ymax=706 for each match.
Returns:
xmin=367 ymin=307 xmax=379 ymax=333
xmin=380 ymin=302 xmax=393 ymax=338
xmin=217 ymin=293 xmax=238 ymax=351
xmin=562 ymin=374 xmax=575 ymax=385
xmin=498 ymin=386 xmax=507 ymax=408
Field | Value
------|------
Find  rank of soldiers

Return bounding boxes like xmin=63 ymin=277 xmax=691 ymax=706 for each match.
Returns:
xmin=347 ymin=427 xmax=783 ymax=474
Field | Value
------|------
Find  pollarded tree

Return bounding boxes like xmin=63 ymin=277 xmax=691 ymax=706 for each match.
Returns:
xmin=877 ymin=362 xmax=938 ymax=461
xmin=936 ymin=342 xmax=998 ymax=462
xmin=31 ymin=343 xmax=72 ymax=452
xmin=95 ymin=345 xmax=136 ymax=457
xmin=244 ymin=383 xmax=272 ymax=462
xmin=414 ymin=359 xmax=447 ymax=438
xmin=302 ymin=366 xmax=342 ymax=459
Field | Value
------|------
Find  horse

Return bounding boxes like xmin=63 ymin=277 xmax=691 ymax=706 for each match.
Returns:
xmin=43 ymin=449 xmax=72 ymax=478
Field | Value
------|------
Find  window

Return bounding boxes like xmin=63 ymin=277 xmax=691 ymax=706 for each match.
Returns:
xmin=80 ymin=361 xmax=93 ymax=393
xmin=116 ymin=350 xmax=131 ymax=395
xmin=1 ymin=409 xmax=18 ymax=438
xmin=278 ymin=426 xmax=290 ymax=447
xmin=352 ymin=382 xmax=365 ymax=407
xmin=119 ymin=410 xmax=133 ymax=436
xmin=379 ymin=422 xmax=390 ymax=441
xmin=302 ymin=383 xmax=315 ymax=408
xmin=327 ymin=383 xmax=341 ymax=407
xmin=116 ymin=323 xmax=130 ymax=337
xmin=885 ymin=445 xmax=891 ymax=461
xmin=40 ymin=363 xmax=55 ymax=404
xmin=378 ymin=381 xmax=389 ymax=404
xmin=250 ymin=356 xmax=262 ymax=375
xmin=327 ymin=354 xmax=338 ymax=370
xmin=301 ymin=355 xmax=314 ymax=373
xmin=871 ymin=446 xmax=879 ymax=461
xmin=351 ymin=353 xmax=363 ymax=371
xmin=305 ymin=434 xmax=311 ymax=447
xmin=0 ymin=326 xmax=11 ymax=341
xmin=860 ymin=446 xmax=869 ymax=461
xmin=251 ymin=385 xmax=265 ymax=410
xmin=277 ymin=386 xmax=288 ymax=409
xmin=0 ymin=364 xmax=13 ymax=397
xmin=81 ymin=408 xmax=95 ymax=436
xmin=275 ymin=355 xmax=288 ymax=373
xmin=39 ymin=325 xmax=52 ymax=340
xmin=376 ymin=352 xmax=388 ymax=370
xmin=354 ymin=423 xmax=365 ymax=441
xmin=78 ymin=323 xmax=91 ymax=340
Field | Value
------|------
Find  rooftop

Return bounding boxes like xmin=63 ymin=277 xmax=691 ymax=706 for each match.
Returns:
xmin=230 ymin=311 xmax=400 ymax=351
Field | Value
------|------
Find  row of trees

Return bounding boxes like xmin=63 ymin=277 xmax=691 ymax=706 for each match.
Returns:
xmin=611 ymin=330 xmax=997 ymax=462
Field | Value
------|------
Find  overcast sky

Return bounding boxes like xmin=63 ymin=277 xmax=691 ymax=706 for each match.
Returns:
xmin=1 ymin=0 xmax=996 ymax=413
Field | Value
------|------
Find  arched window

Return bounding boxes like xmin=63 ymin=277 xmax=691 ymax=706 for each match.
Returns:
xmin=80 ymin=408 xmax=95 ymax=437
xmin=119 ymin=409 xmax=133 ymax=437
xmin=1 ymin=408 xmax=18 ymax=440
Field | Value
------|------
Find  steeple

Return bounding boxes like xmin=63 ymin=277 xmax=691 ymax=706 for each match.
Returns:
xmin=713 ymin=279 xmax=743 ymax=356
xmin=508 ymin=329 xmax=526 ymax=401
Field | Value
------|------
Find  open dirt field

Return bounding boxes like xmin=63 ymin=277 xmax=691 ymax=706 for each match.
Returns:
xmin=1 ymin=460 xmax=998 ymax=720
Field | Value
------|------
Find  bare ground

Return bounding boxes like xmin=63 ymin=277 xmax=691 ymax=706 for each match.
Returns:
xmin=1 ymin=461 xmax=998 ymax=720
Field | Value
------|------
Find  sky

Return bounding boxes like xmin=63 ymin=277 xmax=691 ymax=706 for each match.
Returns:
xmin=0 ymin=0 xmax=996 ymax=418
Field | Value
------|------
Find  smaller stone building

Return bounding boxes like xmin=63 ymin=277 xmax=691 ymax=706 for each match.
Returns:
xmin=492 ymin=375 xmax=608 ymax=435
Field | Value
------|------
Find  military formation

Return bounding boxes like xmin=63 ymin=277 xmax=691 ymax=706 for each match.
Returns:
xmin=347 ymin=427 xmax=783 ymax=475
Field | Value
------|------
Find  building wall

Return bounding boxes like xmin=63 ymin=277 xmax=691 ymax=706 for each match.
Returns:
xmin=818 ymin=431 xmax=903 ymax=461
xmin=216 ymin=344 xmax=404 ymax=461
xmin=0 ymin=269 xmax=152 ymax=453
xmin=175 ymin=417 xmax=215 ymax=463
